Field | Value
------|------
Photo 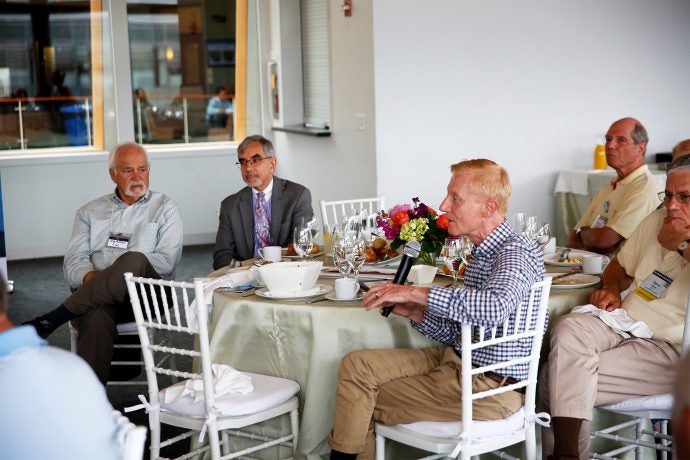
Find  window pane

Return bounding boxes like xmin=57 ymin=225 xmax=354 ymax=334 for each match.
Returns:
xmin=128 ymin=1 xmax=238 ymax=145
xmin=0 ymin=1 xmax=95 ymax=151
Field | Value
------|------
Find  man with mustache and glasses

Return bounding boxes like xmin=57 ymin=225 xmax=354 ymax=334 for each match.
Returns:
xmin=213 ymin=135 xmax=313 ymax=269
xmin=540 ymin=155 xmax=690 ymax=458
xmin=24 ymin=142 xmax=183 ymax=384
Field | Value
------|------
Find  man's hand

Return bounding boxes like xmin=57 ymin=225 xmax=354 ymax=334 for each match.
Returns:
xmin=657 ymin=217 xmax=690 ymax=252
xmin=589 ymin=288 xmax=622 ymax=311
xmin=588 ymin=256 xmax=630 ymax=311
xmin=83 ymin=270 xmax=99 ymax=284
xmin=362 ymin=283 xmax=430 ymax=323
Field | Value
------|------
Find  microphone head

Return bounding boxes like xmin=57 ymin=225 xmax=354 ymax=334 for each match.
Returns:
xmin=403 ymin=240 xmax=421 ymax=258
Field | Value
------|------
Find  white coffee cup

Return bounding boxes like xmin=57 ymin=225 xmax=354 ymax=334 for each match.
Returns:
xmin=582 ymin=255 xmax=604 ymax=275
xmin=408 ymin=265 xmax=438 ymax=285
xmin=335 ymin=277 xmax=358 ymax=300
xmin=258 ymin=245 xmax=283 ymax=263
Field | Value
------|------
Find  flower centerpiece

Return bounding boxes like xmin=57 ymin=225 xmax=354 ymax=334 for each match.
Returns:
xmin=377 ymin=197 xmax=449 ymax=266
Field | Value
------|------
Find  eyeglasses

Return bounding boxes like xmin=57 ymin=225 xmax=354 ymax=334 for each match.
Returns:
xmin=658 ymin=191 xmax=690 ymax=204
xmin=235 ymin=156 xmax=272 ymax=168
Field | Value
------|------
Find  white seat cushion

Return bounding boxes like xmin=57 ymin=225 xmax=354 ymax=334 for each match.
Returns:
xmin=601 ymin=393 xmax=673 ymax=412
xmin=159 ymin=372 xmax=300 ymax=418
xmin=398 ymin=408 xmax=525 ymax=441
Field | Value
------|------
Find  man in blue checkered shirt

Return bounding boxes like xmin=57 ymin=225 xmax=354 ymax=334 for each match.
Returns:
xmin=328 ymin=159 xmax=546 ymax=460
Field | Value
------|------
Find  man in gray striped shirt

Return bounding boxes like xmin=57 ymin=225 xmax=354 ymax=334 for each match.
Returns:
xmin=25 ymin=142 xmax=183 ymax=384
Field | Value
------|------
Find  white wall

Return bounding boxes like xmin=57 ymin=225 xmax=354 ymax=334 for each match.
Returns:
xmin=265 ymin=0 xmax=378 ymax=226
xmin=372 ymin=0 xmax=690 ymax=221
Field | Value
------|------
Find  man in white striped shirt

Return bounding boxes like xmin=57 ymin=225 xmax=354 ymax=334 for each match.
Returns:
xmin=25 ymin=142 xmax=183 ymax=384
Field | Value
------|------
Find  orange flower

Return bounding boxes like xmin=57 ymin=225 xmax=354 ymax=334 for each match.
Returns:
xmin=391 ymin=210 xmax=410 ymax=226
xmin=427 ymin=207 xmax=437 ymax=216
xmin=436 ymin=214 xmax=449 ymax=229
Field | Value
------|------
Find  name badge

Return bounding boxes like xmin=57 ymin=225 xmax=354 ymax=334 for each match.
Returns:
xmin=634 ymin=269 xmax=672 ymax=301
xmin=107 ymin=232 xmax=131 ymax=249
xmin=591 ymin=215 xmax=608 ymax=229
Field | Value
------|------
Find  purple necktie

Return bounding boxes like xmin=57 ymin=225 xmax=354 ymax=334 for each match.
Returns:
xmin=255 ymin=192 xmax=271 ymax=256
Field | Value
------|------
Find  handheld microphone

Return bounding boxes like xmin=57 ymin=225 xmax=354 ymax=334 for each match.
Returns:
xmin=381 ymin=240 xmax=421 ymax=317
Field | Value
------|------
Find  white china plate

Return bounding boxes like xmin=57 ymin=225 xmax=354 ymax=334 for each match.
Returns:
xmin=255 ymin=284 xmax=331 ymax=300
xmin=319 ymin=267 xmax=396 ymax=281
xmin=549 ymin=273 xmax=600 ymax=290
xmin=544 ymin=249 xmax=608 ymax=268
xmin=324 ymin=292 xmax=364 ymax=302
xmin=364 ymin=253 xmax=402 ymax=267
xmin=435 ymin=267 xmax=465 ymax=282
xmin=281 ymin=248 xmax=323 ymax=260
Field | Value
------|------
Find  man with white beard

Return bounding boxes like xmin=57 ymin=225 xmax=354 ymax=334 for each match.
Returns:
xmin=24 ymin=142 xmax=183 ymax=384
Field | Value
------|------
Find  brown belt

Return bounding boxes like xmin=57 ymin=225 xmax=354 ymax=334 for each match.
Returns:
xmin=483 ymin=371 xmax=525 ymax=394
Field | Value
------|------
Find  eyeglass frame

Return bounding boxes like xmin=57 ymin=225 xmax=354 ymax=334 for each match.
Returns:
xmin=658 ymin=191 xmax=690 ymax=205
xmin=235 ymin=155 xmax=273 ymax=168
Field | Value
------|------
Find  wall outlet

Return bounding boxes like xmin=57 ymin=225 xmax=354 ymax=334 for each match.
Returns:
xmin=355 ymin=113 xmax=366 ymax=130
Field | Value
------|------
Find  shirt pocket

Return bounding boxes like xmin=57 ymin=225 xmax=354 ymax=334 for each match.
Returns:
xmin=130 ymin=222 xmax=160 ymax=253
xmin=89 ymin=219 xmax=112 ymax=252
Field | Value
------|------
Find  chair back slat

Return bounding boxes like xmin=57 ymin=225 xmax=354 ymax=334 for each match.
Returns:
xmin=319 ymin=196 xmax=386 ymax=229
xmin=458 ymin=277 xmax=551 ymax=444
xmin=124 ymin=272 xmax=217 ymax=416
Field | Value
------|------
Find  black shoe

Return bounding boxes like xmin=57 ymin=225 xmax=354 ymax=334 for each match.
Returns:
xmin=23 ymin=317 xmax=57 ymax=338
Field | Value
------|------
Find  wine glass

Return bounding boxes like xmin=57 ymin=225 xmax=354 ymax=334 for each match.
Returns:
xmin=441 ymin=237 xmax=473 ymax=286
xmin=293 ymin=219 xmax=314 ymax=261
xmin=332 ymin=231 xmax=352 ymax=278
xmin=346 ymin=232 xmax=367 ymax=284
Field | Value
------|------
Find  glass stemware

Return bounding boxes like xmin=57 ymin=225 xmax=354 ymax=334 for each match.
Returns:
xmin=346 ymin=232 xmax=367 ymax=284
xmin=441 ymin=237 xmax=473 ymax=286
xmin=293 ymin=218 xmax=314 ymax=261
xmin=332 ymin=231 xmax=352 ymax=278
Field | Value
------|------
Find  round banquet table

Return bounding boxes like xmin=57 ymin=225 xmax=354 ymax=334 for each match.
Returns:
xmin=206 ymin=265 xmax=598 ymax=459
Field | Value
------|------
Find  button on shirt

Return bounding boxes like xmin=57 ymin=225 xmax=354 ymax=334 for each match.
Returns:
xmin=412 ymin=220 xmax=546 ymax=380
xmin=63 ymin=189 xmax=183 ymax=289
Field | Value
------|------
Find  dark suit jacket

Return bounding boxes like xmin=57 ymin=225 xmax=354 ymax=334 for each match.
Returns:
xmin=213 ymin=176 xmax=313 ymax=269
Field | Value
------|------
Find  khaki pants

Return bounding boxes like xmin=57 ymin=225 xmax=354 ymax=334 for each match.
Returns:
xmin=328 ymin=346 xmax=523 ymax=460
xmin=539 ymin=313 xmax=681 ymax=458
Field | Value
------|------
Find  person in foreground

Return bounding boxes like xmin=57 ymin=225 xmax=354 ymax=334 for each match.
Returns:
xmin=25 ymin=142 xmax=183 ymax=384
xmin=213 ymin=135 xmax=313 ymax=268
xmin=567 ymin=117 xmax=659 ymax=255
xmin=0 ymin=277 xmax=122 ymax=460
xmin=327 ymin=159 xmax=546 ymax=460
xmin=673 ymin=351 xmax=690 ymax=459
xmin=541 ymin=155 xmax=690 ymax=459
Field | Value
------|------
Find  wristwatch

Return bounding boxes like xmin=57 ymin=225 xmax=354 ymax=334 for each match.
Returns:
xmin=678 ymin=240 xmax=690 ymax=256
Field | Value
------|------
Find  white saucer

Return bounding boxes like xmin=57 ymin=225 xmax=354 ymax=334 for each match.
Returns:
xmin=325 ymin=292 xmax=364 ymax=302
xmin=255 ymin=284 xmax=331 ymax=300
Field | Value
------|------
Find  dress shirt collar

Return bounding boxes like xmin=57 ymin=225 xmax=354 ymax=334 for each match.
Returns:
xmin=112 ymin=189 xmax=151 ymax=206
xmin=252 ymin=178 xmax=274 ymax=202
xmin=0 ymin=325 xmax=46 ymax=357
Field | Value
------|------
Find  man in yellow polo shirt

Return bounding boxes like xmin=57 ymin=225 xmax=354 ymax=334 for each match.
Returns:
xmin=567 ymin=117 xmax=659 ymax=255
xmin=541 ymin=154 xmax=690 ymax=458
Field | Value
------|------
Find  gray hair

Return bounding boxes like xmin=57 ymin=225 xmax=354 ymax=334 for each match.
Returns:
xmin=237 ymin=135 xmax=275 ymax=158
xmin=108 ymin=142 xmax=150 ymax=171
xmin=631 ymin=121 xmax=649 ymax=145
xmin=667 ymin=154 xmax=690 ymax=176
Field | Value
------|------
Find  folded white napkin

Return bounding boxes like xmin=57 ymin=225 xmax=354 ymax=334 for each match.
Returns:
xmin=553 ymin=170 xmax=591 ymax=196
xmin=163 ymin=364 xmax=254 ymax=405
xmin=571 ymin=304 xmax=653 ymax=338
xmin=187 ymin=268 xmax=258 ymax=328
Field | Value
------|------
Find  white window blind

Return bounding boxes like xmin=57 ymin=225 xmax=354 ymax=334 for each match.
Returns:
xmin=300 ymin=0 xmax=331 ymax=129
